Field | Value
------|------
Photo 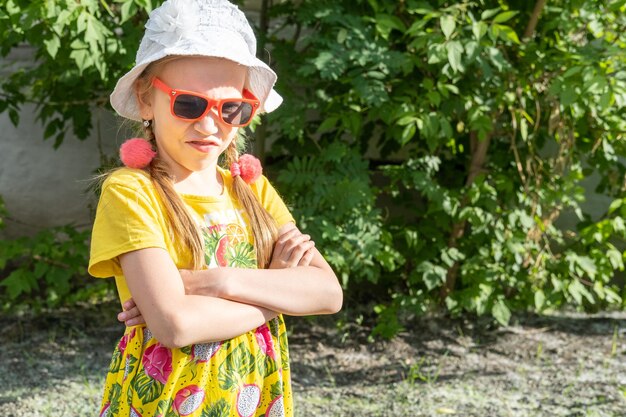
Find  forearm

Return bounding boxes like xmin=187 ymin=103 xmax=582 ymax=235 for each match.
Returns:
xmin=225 ymin=266 xmax=342 ymax=315
xmin=168 ymin=296 xmax=278 ymax=347
xmin=184 ymin=262 xmax=342 ymax=316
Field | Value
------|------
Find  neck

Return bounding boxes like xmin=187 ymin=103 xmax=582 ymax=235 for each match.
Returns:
xmin=165 ymin=160 xmax=224 ymax=197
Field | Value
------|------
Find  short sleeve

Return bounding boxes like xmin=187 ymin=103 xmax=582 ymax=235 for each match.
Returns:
xmin=88 ymin=179 xmax=168 ymax=278
xmin=251 ymin=175 xmax=295 ymax=228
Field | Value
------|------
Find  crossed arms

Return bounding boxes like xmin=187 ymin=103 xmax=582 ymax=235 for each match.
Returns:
xmin=117 ymin=223 xmax=343 ymax=348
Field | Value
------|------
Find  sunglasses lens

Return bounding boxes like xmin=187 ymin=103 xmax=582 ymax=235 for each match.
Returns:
xmin=173 ymin=94 xmax=208 ymax=120
xmin=221 ymin=101 xmax=254 ymax=126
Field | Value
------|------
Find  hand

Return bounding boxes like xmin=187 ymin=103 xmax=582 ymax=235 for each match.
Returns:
xmin=269 ymin=224 xmax=316 ymax=269
xmin=117 ymin=298 xmax=145 ymax=327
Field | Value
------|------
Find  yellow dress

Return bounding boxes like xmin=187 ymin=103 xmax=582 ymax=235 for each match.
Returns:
xmin=89 ymin=167 xmax=294 ymax=417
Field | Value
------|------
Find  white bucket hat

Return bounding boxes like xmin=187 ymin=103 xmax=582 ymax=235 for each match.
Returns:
xmin=110 ymin=0 xmax=282 ymax=121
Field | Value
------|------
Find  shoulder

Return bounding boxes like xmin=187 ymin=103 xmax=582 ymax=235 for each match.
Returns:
xmin=102 ymin=167 xmax=155 ymax=194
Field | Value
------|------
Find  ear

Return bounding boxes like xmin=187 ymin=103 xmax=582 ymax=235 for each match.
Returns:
xmin=135 ymin=82 xmax=154 ymax=121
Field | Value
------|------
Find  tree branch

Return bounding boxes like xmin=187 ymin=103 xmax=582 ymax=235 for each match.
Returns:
xmin=524 ymin=0 xmax=548 ymax=39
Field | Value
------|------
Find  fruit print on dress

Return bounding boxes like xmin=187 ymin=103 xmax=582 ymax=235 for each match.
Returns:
xmin=237 ymin=384 xmax=261 ymax=417
xmin=142 ymin=343 xmax=173 ymax=384
xmin=266 ymin=395 xmax=285 ymax=417
xmin=218 ymin=342 xmax=256 ymax=391
xmin=173 ymin=385 xmax=205 ymax=416
xmin=129 ymin=405 xmax=143 ymax=417
xmin=202 ymin=222 xmax=256 ymax=269
xmin=124 ymin=354 xmax=138 ymax=382
xmin=99 ymin=402 xmax=110 ymax=417
xmin=130 ymin=342 xmax=172 ymax=404
xmin=191 ymin=341 xmax=222 ymax=363
xmin=200 ymin=398 xmax=231 ymax=417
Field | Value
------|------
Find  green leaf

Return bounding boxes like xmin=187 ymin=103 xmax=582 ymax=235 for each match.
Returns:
xmin=492 ymin=299 xmax=511 ymax=325
xmin=44 ymin=36 xmax=61 ymax=58
xmin=568 ymin=279 xmax=594 ymax=305
xmin=8 ymin=108 xmax=19 ymax=126
xmin=121 ymin=1 xmax=138 ymax=24
xmin=317 ymin=116 xmax=339 ymax=133
xmin=70 ymin=49 xmax=93 ymax=74
xmin=492 ymin=11 xmax=518 ymax=23
xmin=446 ymin=40 xmax=463 ymax=73
xmin=417 ymin=261 xmax=446 ymax=290
xmin=1 ymin=269 xmax=35 ymax=298
xmin=440 ymin=15 xmax=455 ymax=39
xmin=520 ymin=118 xmax=528 ymax=141
xmin=376 ymin=14 xmax=406 ymax=39
xmin=472 ymin=21 xmax=488 ymax=41
xmin=608 ymin=199 xmax=624 ymax=214
xmin=337 ymin=28 xmax=347 ymax=44
xmin=76 ymin=11 xmax=88 ymax=34
xmin=575 ymin=256 xmax=597 ymax=279
xmin=481 ymin=8 xmax=501 ymax=20
xmin=534 ymin=290 xmax=546 ymax=310
xmin=33 ymin=262 xmax=49 ymax=279
xmin=607 ymin=248 xmax=624 ymax=271
xmin=495 ymin=24 xmax=520 ymax=44
xmin=400 ymin=123 xmax=416 ymax=145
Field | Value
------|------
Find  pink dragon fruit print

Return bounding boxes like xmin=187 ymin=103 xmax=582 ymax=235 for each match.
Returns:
xmin=142 ymin=343 xmax=172 ymax=384
xmin=255 ymin=324 xmax=276 ymax=359
xmin=173 ymin=385 xmax=205 ymax=416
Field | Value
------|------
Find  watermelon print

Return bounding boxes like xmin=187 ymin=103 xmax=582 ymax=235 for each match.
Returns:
xmin=96 ymin=213 xmax=293 ymax=416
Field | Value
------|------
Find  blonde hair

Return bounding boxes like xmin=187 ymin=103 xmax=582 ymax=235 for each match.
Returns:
xmin=134 ymin=57 xmax=278 ymax=269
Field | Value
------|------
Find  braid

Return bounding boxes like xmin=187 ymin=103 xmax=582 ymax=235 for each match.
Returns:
xmin=226 ymin=142 xmax=278 ymax=268
xmin=143 ymin=123 xmax=205 ymax=270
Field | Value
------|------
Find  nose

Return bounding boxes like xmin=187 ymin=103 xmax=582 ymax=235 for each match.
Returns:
xmin=194 ymin=108 xmax=220 ymax=135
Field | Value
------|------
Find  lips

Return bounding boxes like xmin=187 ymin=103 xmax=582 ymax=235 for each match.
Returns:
xmin=187 ymin=139 xmax=219 ymax=153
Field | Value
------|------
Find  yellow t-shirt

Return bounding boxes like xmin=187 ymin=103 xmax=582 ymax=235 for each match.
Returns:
xmin=89 ymin=167 xmax=295 ymax=417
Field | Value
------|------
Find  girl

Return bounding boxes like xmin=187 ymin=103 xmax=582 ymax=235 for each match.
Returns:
xmin=88 ymin=1 xmax=343 ymax=416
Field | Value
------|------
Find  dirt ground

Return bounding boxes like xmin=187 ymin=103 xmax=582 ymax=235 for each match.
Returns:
xmin=0 ymin=302 xmax=624 ymax=417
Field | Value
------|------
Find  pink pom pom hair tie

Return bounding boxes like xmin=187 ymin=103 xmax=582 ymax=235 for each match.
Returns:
xmin=119 ymin=138 xmax=157 ymax=169
xmin=230 ymin=154 xmax=262 ymax=184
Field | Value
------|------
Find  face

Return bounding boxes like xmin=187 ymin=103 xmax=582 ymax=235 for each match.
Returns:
xmin=138 ymin=57 xmax=247 ymax=178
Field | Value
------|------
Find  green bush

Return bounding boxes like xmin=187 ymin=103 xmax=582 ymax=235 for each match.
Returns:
xmin=267 ymin=0 xmax=626 ymax=332
xmin=0 ymin=196 xmax=109 ymax=311
xmin=1 ymin=0 xmax=625 ymax=334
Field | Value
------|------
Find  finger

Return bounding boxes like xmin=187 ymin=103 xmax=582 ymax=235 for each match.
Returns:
xmin=125 ymin=315 xmax=146 ymax=327
xmin=122 ymin=298 xmax=136 ymax=311
xmin=117 ymin=306 xmax=141 ymax=322
xmin=281 ymin=234 xmax=311 ymax=258
xmin=298 ymin=247 xmax=316 ymax=267
xmin=274 ymin=228 xmax=302 ymax=257
xmin=277 ymin=227 xmax=302 ymax=245
xmin=288 ymin=240 xmax=315 ymax=264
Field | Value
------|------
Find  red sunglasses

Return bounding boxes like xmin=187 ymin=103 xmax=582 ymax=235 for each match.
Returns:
xmin=152 ymin=77 xmax=260 ymax=127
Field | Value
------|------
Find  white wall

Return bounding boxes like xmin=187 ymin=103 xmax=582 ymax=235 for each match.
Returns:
xmin=0 ymin=106 xmax=121 ymax=237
